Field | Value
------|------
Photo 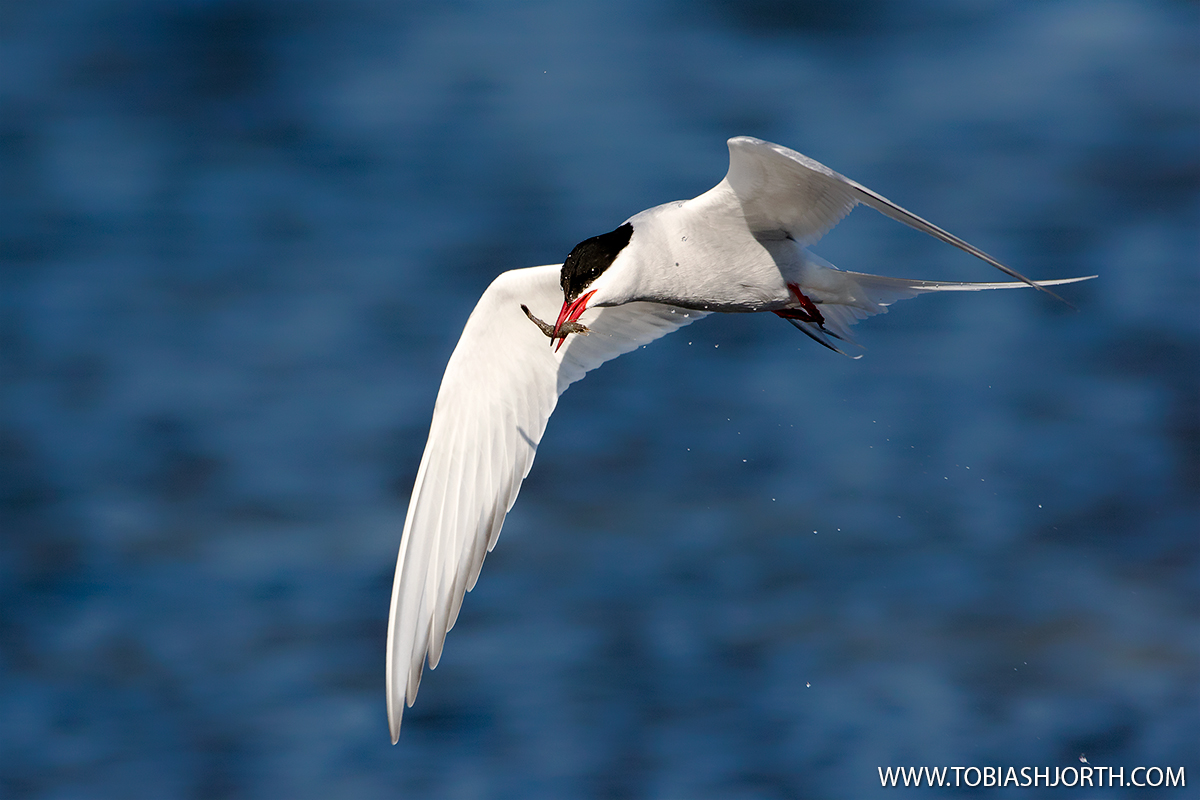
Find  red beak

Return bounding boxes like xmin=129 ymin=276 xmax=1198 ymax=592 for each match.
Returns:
xmin=551 ymin=290 xmax=596 ymax=352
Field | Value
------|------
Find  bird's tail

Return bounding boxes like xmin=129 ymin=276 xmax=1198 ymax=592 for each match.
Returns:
xmin=786 ymin=270 xmax=1096 ymax=358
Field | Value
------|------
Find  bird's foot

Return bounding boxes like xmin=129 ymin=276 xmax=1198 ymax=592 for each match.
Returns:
xmin=521 ymin=304 xmax=591 ymax=340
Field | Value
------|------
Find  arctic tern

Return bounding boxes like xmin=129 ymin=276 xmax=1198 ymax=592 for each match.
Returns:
xmin=386 ymin=136 xmax=1092 ymax=741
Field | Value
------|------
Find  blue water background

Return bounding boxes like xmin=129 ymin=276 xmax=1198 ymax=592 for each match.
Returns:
xmin=2 ymin=1 xmax=1197 ymax=797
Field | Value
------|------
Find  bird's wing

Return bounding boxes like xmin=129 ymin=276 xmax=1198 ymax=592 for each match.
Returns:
xmin=711 ymin=136 xmax=1061 ymax=299
xmin=387 ymin=264 xmax=707 ymax=742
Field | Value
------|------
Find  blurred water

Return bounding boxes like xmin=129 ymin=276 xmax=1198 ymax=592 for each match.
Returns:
xmin=1 ymin=0 xmax=1198 ymax=797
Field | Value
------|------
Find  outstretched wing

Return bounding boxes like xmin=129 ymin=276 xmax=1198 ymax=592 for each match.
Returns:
xmin=713 ymin=136 xmax=1065 ymax=301
xmin=387 ymin=265 xmax=707 ymax=742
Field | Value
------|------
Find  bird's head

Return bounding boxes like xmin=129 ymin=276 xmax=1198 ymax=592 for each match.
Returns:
xmin=549 ymin=222 xmax=634 ymax=350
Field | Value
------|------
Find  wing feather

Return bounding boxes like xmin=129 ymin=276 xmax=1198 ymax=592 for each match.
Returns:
xmin=717 ymin=137 xmax=1066 ymax=302
xmin=720 ymin=137 xmax=859 ymax=244
xmin=386 ymin=265 xmax=707 ymax=742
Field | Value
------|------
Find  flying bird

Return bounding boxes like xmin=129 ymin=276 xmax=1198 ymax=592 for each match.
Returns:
xmin=386 ymin=136 xmax=1092 ymax=741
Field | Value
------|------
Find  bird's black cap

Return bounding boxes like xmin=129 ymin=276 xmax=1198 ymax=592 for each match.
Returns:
xmin=560 ymin=223 xmax=633 ymax=302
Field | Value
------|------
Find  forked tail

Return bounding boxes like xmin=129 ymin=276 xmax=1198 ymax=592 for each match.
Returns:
xmin=777 ymin=273 xmax=1096 ymax=357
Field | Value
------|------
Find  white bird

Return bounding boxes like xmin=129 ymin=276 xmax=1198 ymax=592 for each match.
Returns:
xmin=386 ymin=136 xmax=1092 ymax=741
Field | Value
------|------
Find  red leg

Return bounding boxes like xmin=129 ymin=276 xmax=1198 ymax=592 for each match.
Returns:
xmin=773 ymin=283 xmax=826 ymax=325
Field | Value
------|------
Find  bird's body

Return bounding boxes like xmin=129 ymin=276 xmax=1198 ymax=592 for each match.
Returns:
xmin=386 ymin=137 xmax=1092 ymax=741
xmin=601 ymin=198 xmax=797 ymax=312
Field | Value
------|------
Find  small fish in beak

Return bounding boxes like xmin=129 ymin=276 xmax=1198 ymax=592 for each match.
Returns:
xmin=521 ymin=304 xmax=590 ymax=345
